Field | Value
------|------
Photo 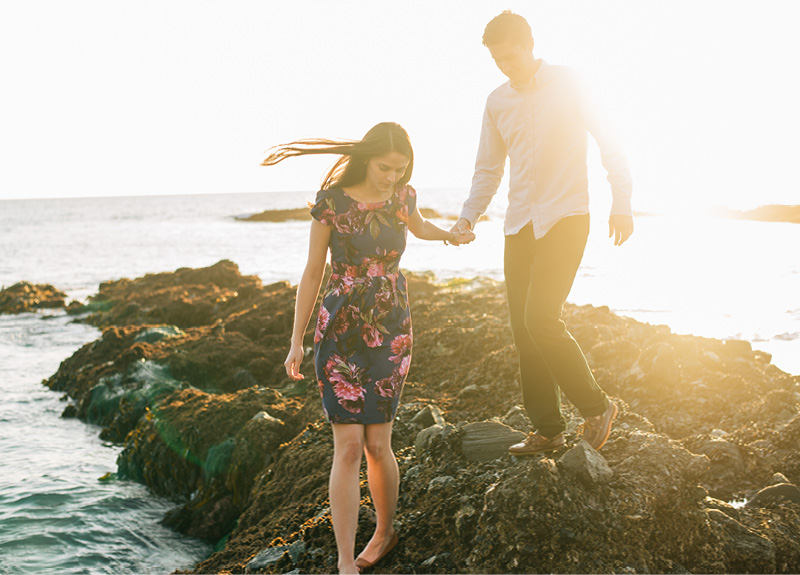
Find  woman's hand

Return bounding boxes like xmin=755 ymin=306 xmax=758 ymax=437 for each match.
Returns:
xmin=450 ymin=229 xmax=476 ymax=245
xmin=284 ymin=344 xmax=305 ymax=380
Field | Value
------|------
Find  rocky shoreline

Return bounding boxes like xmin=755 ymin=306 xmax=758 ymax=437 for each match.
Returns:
xmin=12 ymin=259 xmax=800 ymax=573
xmin=235 ymin=206 xmax=484 ymax=223
xmin=713 ymin=205 xmax=800 ymax=224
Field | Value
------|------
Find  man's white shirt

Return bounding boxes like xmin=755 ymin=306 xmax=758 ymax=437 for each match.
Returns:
xmin=460 ymin=59 xmax=633 ymax=238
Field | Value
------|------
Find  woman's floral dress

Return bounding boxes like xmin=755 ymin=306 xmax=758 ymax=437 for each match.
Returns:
xmin=310 ymin=184 xmax=416 ymax=424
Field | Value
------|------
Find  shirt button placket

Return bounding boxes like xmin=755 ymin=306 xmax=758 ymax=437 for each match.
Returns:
xmin=528 ymin=92 xmax=536 ymax=235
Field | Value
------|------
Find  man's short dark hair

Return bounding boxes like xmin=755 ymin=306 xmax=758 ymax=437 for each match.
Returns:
xmin=482 ymin=11 xmax=533 ymax=48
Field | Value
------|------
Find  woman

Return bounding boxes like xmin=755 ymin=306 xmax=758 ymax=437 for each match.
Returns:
xmin=262 ymin=122 xmax=474 ymax=574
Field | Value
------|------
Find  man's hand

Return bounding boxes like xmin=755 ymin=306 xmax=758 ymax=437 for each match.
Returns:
xmin=608 ymin=215 xmax=634 ymax=246
xmin=449 ymin=218 xmax=473 ymax=246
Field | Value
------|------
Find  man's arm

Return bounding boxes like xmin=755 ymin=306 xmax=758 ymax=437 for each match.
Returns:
xmin=456 ymin=100 xmax=507 ymax=232
xmin=577 ymin=74 xmax=634 ymax=245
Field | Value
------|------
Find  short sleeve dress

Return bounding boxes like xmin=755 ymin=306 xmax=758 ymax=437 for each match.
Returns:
xmin=310 ymin=184 xmax=417 ymax=424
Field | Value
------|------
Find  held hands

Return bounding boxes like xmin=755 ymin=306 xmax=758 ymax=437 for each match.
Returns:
xmin=284 ymin=343 xmax=305 ymax=380
xmin=448 ymin=218 xmax=476 ymax=246
xmin=608 ymin=215 xmax=634 ymax=246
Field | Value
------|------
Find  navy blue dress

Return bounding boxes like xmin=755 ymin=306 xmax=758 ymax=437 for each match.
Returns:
xmin=310 ymin=185 xmax=416 ymax=424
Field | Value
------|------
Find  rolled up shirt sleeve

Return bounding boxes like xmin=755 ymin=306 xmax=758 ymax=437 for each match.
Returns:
xmin=460 ymin=100 xmax=507 ymax=228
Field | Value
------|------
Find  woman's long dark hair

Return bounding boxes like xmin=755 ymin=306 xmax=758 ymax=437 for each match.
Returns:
xmin=262 ymin=122 xmax=414 ymax=190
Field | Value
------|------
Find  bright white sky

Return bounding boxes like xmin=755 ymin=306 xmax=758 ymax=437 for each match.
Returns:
xmin=1 ymin=0 xmax=799 ymax=212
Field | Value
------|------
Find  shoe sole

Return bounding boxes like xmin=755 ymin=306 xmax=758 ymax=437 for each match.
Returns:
xmin=592 ymin=401 xmax=619 ymax=450
xmin=508 ymin=441 xmax=566 ymax=456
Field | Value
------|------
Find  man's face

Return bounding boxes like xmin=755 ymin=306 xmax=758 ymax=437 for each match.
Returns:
xmin=487 ymin=41 xmax=535 ymax=85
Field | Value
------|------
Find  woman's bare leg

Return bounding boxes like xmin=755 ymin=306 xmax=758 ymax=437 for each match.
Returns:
xmin=330 ymin=423 xmax=366 ymax=574
xmin=357 ymin=421 xmax=399 ymax=564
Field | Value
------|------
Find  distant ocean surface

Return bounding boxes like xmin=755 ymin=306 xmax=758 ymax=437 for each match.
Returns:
xmin=1 ymin=189 xmax=798 ymax=573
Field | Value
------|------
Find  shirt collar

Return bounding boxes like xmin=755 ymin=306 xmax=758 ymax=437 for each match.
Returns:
xmin=510 ymin=59 xmax=547 ymax=92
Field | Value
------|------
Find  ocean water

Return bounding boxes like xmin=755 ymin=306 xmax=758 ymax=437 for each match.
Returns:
xmin=0 ymin=190 xmax=798 ymax=573
xmin=0 ymin=310 xmax=212 ymax=574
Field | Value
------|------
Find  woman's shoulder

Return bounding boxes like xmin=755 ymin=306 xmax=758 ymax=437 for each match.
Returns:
xmin=396 ymin=184 xmax=416 ymax=200
xmin=314 ymin=186 xmax=346 ymax=203
xmin=394 ymin=185 xmax=416 ymax=210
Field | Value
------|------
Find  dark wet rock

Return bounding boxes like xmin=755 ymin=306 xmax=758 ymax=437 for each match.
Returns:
xmin=704 ymin=496 xmax=741 ymax=520
xmin=40 ymin=261 xmax=800 ymax=573
xmin=0 ymin=281 xmax=67 ymax=314
xmin=246 ymin=544 xmax=290 ymax=570
xmin=117 ymin=386 xmax=301 ymax=541
xmin=415 ymin=423 xmax=457 ymax=455
xmin=237 ymin=208 xmax=312 ymax=222
xmin=73 ymin=259 xmax=265 ymax=329
xmin=691 ymin=438 xmax=746 ymax=493
xmin=133 ymin=325 xmax=186 ymax=343
xmin=708 ymin=508 xmax=777 ymax=573
xmin=420 ymin=552 xmax=455 ymax=571
xmin=427 ymin=475 xmax=456 ymax=491
xmin=459 ymin=421 xmax=526 ymax=462
xmin=501 ymin=405 xmax=531 ymax=431
xmin=746 ymin=483 xmax=800 ymax=508
xmin=456 ymin=383 xmax=480 ymax=398
xmin=771 ymin=472 xmax=791 ymax=484
xmin=409 ymin=404 xmax=446 ymax=428
xmin=236 ymin=206 xmax=463 ymax=223
xmin=61 ymin=403 xmax=78 ymax=418
xmin=557 ymin=440 xmax=613 ymax=485
xmin=287 ymin=539 xmax=307 ymax=563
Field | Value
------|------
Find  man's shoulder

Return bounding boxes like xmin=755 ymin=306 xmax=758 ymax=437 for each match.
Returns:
xmin=485 ymin=81 xmax=512 ymax=107
xmin=540 ymin=63 xmax=581 ymax=86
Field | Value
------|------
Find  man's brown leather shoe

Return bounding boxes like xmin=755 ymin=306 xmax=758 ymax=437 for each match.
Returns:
xmin=580 ymin=400 xmax=618 ymax=450
xmin=508 ymin=431 xmax=566 ymax=455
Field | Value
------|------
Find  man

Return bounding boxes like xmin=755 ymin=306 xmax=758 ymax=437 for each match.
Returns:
xmin=452 ymin=11 xmax=633 ymax=455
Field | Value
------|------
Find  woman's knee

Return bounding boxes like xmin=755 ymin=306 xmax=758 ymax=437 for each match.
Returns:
xmin=364 ymin=439 xmax=392 ymax=460
xmin=363 ymin=424 xmax=393 ymax=460
xmin=332 ymin=430 xmax=364 ymax=466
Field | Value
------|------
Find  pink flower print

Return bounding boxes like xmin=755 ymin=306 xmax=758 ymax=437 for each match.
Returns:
xmin=332 ymin=378 xmax=365 ymax=402
xmin=361 ymin=322 xmax=383 ymax=348
xmin=374 ymin=287 xmax=393 ymax=315
xmin=325 ymin=354 xmax=368 ymax=409
xmin=398 ymin=354 xmax=411 ymax=377
xmin=365 ymin=259 xmax=385 ymax=277
xmin=395 ymin=204 xmax=409 ymax=223
xmin=330 ymin=274 xmax=355 ymax=296
xmin=388 ymin=333 xmax=412 ymax=363
xmin=319 ymin=207 xmax=335 ymax=225
xmin=315 ymin=305 xmax=331 ymax=343
xmin=333 ymin=213 xmax=352 ymax=234
xmin=340 ymin=397 xmax=365 ymax=414
xmin=401 ymin=317 xmax=412 ymax=335
xmin=395 ymin=185 xmax=408 ymax=202
xmin=324 ymin=355 xmax=344 ymax=382
xmin=375 ymin=375 xmax=396 ymax=398
xmin=342 ymin=205 xmax=366 ymax=234
xmin=333 ymin=305 xmax=359 ymax=335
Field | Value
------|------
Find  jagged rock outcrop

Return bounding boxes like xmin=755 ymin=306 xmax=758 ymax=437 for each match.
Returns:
xmin=37 ymin=259 xmax=800 ymax=574
xmin=0 ymin=281 xmax=68 ymax=313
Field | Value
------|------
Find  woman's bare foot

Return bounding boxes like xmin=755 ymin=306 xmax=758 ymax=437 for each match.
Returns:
xmin=338 ymin=560 xmax=360 ymax=574
xmin=355 ymin=528 xmax=398 ymax=567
